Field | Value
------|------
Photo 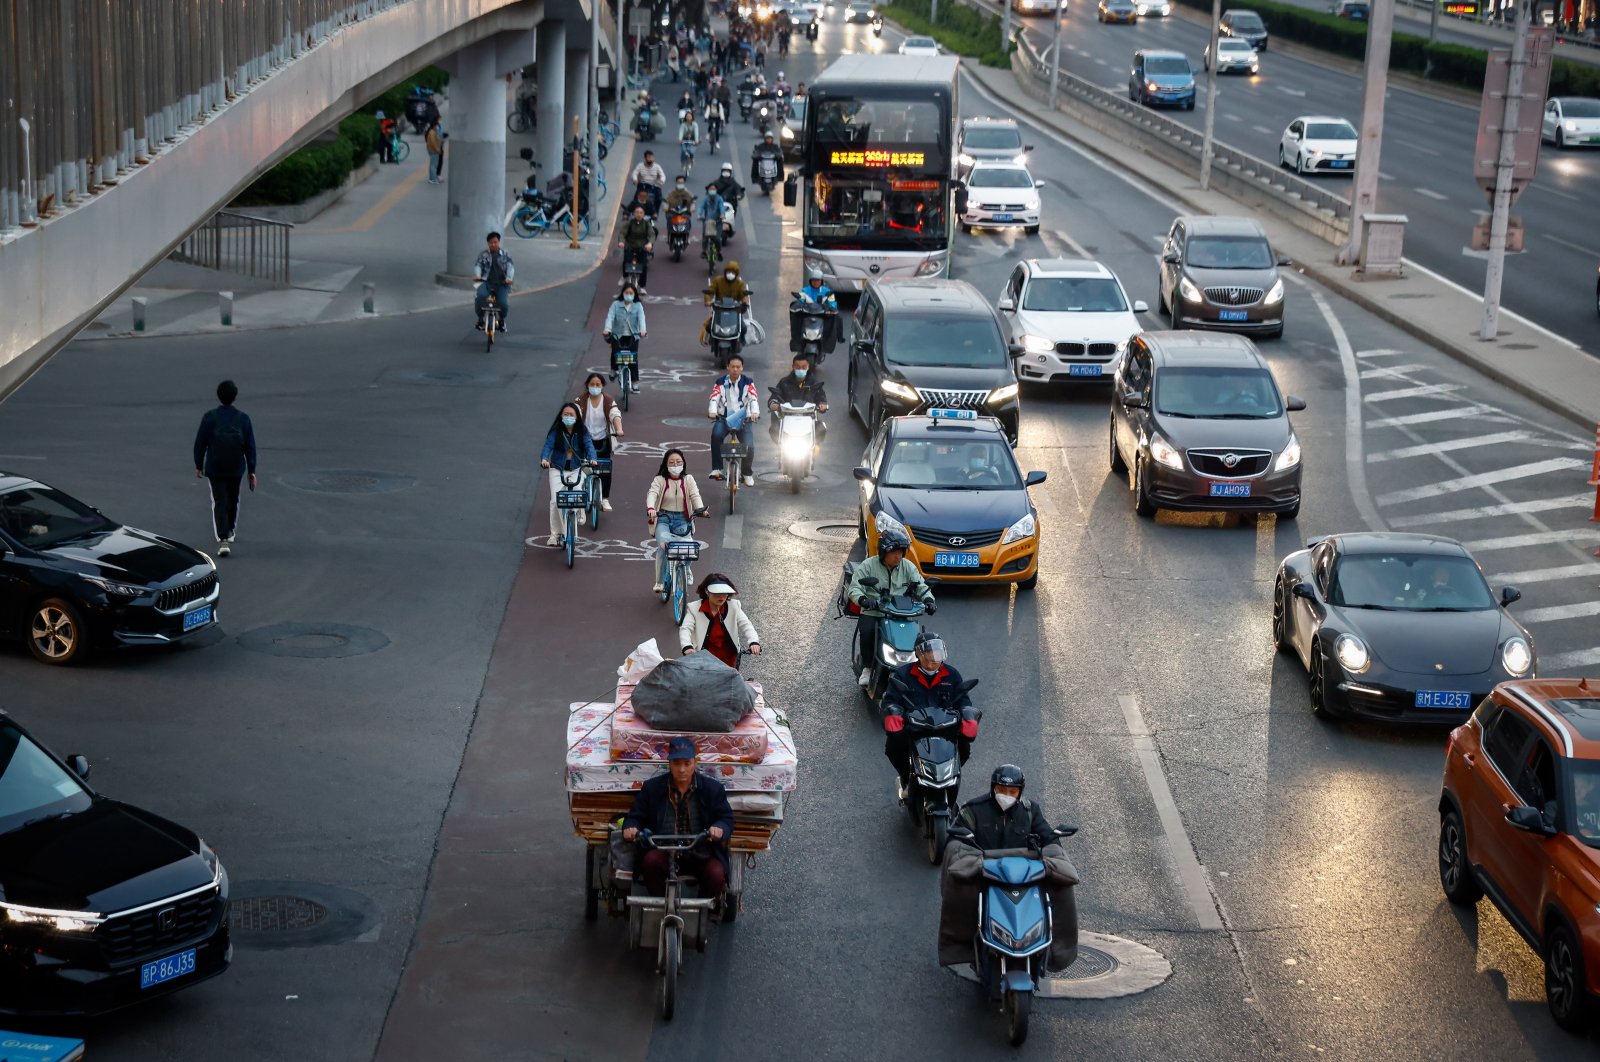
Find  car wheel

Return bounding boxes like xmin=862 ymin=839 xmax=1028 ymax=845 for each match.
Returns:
xmin=1109 ymin=417 xmax=1127 ymax=474
xmin=28 ymin=597 xmax=87 ymax=666
xmin=961 ymin=222 xmax=972 ymax=234
xmin=1595 ymin=278 xmax=1600 ymax=318
xmin=1556 ymin=127 xmax=1568 ymax=149
xmin=1184 ymin=98 xmax=1194 ymax=110
xmin=1437 ymin=809 xmax=1483 ymax=907
xmin=1309 ymin=647 xmax=1337 ymax=719
xmin=858 ymin=507 xmax=868 ymax=540
xmin=1545 ymin=923 xmax=1595 ymax=1032
xmin=1271 ymin=576 xmax=1291 ymax=652
xmin=1167 ymin=287 xmax=1180 ymax=327
xmin=847 ymin=364 xmax=861 ymax=424
xmin=1278 ymin=145 xmax=1287 ymax=168
xmin=1025 ymin=224 xmax=1040 ymax=235
xmin=1017 ymin=571 xmax=1038 ymax=590
xmin=1133 ymin=459 xmax=1157 ymax=518
xmin=1296 ymin=152 xmax=1308 ymax=176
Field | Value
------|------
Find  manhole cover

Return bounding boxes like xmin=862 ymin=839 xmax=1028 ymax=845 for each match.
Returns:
xmin=279 ymin=470 xmax=415 ymax=494
xmin=663 ymin=415 xmax=710 ymax=428
xmin=945 ymin=932 xmax=1171 ymax=1000
xmin=1058 ymin=944 xmax=1118 ymax=980
xmin=788 ymin=519 xmax=859 ymax=543
xmin=232 ymin=895 xmax=329 ymax=933
xmin=236 ymin=622 xmax=390 ymax=658
xmin=228 ymin=880 xmax=382 ymax=950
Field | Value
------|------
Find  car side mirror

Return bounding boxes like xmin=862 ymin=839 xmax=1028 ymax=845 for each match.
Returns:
xmin=1500 ymin=585 xmax=1522 ymax=606
xmin=1161 ymin=249 xmax=1181 ymax=264
xmin=1277 ymin=255 xmax=1292 ymax=267
xmin=67 ymin=754 xmax=91 ymax=780
xmin=1285 ymin=395 xmax=1307 ymax=411
xmin=853 ymin=466 xmax=873 ymax=482
xmin=1505 ymin=805 xmax=1555 ymax=835
xmin=519 ymin=147 xmax=534 ymax=162
xmin=1034 ymin=179 xmax=1046 ymax=188
xmin=997 ymin=296 xmax=1016 ymax=312
xmin=954 ymin=186 xmax=969 ymax=215
xmin=1290 ymin=582 xmax=1314 ymax=599
xmin=1132 ymin=299 xmax=1149 ymax=313
xmin=1122 ymin=391 xmax=1147 ymax=409
xmin=1025 ymin=470 xmax=1047 ymax=487
xmin=1009 ymin=343 xmax=1025 ymax=359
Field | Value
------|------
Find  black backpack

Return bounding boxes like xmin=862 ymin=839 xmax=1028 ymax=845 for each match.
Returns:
xmin=209 ymin=411 xmax=246 ymax=470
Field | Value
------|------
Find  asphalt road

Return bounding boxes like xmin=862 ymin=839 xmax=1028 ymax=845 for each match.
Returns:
xmin=1 ymin=16 xmax=1598 ymax=1061
xmin=1002 ymin=4 xmax=1600 ymax=354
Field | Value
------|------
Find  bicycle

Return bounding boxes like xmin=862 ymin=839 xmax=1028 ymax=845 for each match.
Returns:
xmin=586 ymin=458 xmax=610 ymax=533
xmin=598 ymin=111 xmax=622 ymax=144
xmin=719 ymin=436 xmax=748 ymax=514
xmin=507 ymin=97 xmax=536 ymax=134
xmin=657 ymin=513 xmax=707 ymax=624
xmin=385 ymin=130 xmax=410 ymax=163
xmin=701 ymin=219 xmax=722 ymax=276
xmin=510 ymin=192 xmax=590 ymax=241
xmin=611 ymin=335 xmax=639 ymax=412
xmin=680 ymin=139 xmax=697 ymax=177
xmin=481 ymin=293 xmax=504 ymax=352
xmin=556 ymin=465 xmax=594 ymax=569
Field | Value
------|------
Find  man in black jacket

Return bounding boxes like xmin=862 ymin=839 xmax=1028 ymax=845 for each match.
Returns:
xmin=767 ymin=354 xmax=828 ymax=444
xmin=192 ymin=379 xmax=257 ymax=557
xmin=623 ymin=737 xmax=735 ymax=900
xmin=750 ymin=132 xmax=785 ymax=187
xmin=958 ymin=763 xmax=1052 ymax=851
xmin=882 ymin=632 xmax=977 ymax=795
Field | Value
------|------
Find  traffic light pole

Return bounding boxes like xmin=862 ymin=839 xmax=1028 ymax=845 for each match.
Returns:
xmin=1479 ymin=0 xmax=1532 ymax=340
xmin=1198 ymin=0 xmax=1220 ymax=190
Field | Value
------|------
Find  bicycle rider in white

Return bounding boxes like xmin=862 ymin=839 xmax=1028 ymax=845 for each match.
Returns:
xmin=645 ymin=449 xmax=708 ymax=594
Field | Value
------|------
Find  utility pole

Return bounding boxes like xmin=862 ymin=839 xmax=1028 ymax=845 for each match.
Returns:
xmin=1198 ymin=0 xmax=1220 ymax=190
xmin=1336 ymin=0 xmax=1395 ymax=264
xmin=1049 ymin=0 xmax=1064 ymax=107
xmin=1480 ymin=0 xmax=1532 ymax=339
xmin=590 ymin=0 xmax=601 ymax=217
xmin=1003 ymin=0 xmax=1013 ymax=58
xmin=932 ymin=0 xmax=940 ymax=25
xmin=1430 ymin=0 xmax=1441 ymax=40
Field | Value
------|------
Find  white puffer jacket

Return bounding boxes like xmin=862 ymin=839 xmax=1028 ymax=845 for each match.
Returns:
xmin=679 ymin=597 xmax=760 ymax=654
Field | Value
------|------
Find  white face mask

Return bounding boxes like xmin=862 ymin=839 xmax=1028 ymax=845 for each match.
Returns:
xmin=994 ymin=793 xmax=1017 ymax=812
xmin=725 ymin=272 xmax=736 ymax=281
xmin=588 ymin=385 xmax=603 ymax=396
xmin=667 ymin=463 xmax=685 ymax=476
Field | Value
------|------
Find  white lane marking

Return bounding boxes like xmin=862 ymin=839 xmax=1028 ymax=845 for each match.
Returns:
xmin=1369 ymin=405 xmax=1504 ymax=427
xmin=1117 ymin=694 xmax=1225 ymax=932
xmin=1389 ymin=496 xmax=1597 ymax=527
xmin=1355 ymin=348 xmax=1409 ymax=359
xmin=1414 ymin=187 xmax=1449 ymax=201
xmin=1223 ymin=112 xmax=1244 ymax=122
xmin=1046 ymin=227 xmax=1092 ymax=258
xmin=1407 ymin=144 xmax=1442 ymax=157
xmin=1366 ymin=431 xmax=1537 ymax=464
xmin=1375 ymin=458 xmax=1588 ymax=505
xmin=1464 ymin=528 xmax=1600 ymax=551
xmin=1294 ymin=278 xmax=1385 ymax=532
xmin=1363 ymin=383 xmax=1465 ymax=403
xmin=1517 ymin=601 xmax=1600 ymax=625
xmin=1358 ymin=363 xmax=1432 ymax=379
xmin=1277 ymin=86 xmax=1307 ymax=97
xmin=1489 ymin=562 xmax=1600 ymax=585
xmin=1536 ymin=184 xmax=1581 ymax=203
xmin=1379 ymin=171 xmax=1395 ymax=181
xmin=1400 ymin=258 xmax=1583 ymax=351
xmin=1095 ymin=57 xmax=1108 ymax=65
xmin=1255 ymin=514 xmax=1277 ymax=585
xmin=1252 ymin=125 xmax=1274 ymax=135
xmin=1547 ymin=233 xmax=1600 ymax=258
xmin=1540 ymin=647 xmax=1600 ymax=671
xmin=723 ymin=512 xmax=744 ymax=550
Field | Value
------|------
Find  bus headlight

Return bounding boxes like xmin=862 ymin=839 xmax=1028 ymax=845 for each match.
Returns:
xmin=915 ymin=257 xmax=945 ymax=277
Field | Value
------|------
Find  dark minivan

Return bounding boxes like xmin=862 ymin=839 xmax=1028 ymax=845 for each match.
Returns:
xmin=848 ymin=279 xmax=1021 ymax=444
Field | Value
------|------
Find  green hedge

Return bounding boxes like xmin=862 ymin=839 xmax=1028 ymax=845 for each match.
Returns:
xmin=883 ymin=0 xmax=1011 ymax=67
xmin=236 ymin=65 xmax=449 ymax=206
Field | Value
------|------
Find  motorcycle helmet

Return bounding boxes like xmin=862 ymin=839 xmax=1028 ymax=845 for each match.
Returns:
xmin=913 ymin=630 xmax=948 ymax=667
xmin=991 ymin=763 xmax=1026 ymax=795
xmin=722 ymin=161 xmax=735 ymax=174
xmin=877 ymin=528 xmax=910 ymax=563
xmin=806 ymin=264 xmax=825 ymax=286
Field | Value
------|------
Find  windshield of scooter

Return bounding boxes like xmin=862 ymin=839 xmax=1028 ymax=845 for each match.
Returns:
xmin=905 ymin=702 xmax=959 ymax=729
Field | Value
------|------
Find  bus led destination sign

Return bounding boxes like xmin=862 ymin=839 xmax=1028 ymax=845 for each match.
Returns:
xmin=829 ymin=149 xmax=927 ymax=167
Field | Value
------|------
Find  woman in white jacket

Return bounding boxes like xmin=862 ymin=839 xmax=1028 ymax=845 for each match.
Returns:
xmin=679 ymin=573 xmax=761 ymax=669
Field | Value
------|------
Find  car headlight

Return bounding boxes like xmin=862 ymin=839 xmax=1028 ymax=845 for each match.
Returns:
xmin=1334 ymin=633 xmax=1370 ymax=673
xmin=1147 ymin=81 xmax=1160 ymax=93
xmin=1272 ymin=434 xmax=1301 ymax=471
xmin=881 ymin=379 xmax=920 ymax=403
xmin=958 ymin=153 xmax=975 ymax=166
xmin=781 ymin=125 xmax=795 ymax=139
xmin=1013 ymin=153 xmax=1029 ymax=165
xmin=84 ymin=575 xmax=146 ymax=598
xmin=1178 ymin=277 xmax=1202 ymax=303
xmin=1501 ymin=636 xmax=1533 ymax=677
xmin=1263 ymin=278 xmax=1285 ymax=305
xmin=875 ymin=510 xmax=910 ymax=541
xmin=1001 ymin=511 xmax=1036 ymax=544
xmin=1181 ymin=81 xmax=1195 ymax=91
xmin=1019 ymin=334 xmax=1055 ymax=354
xmin=1148 ymin=434 xmax=1184 ymax=470
xmin=987 ymin=383 xmax=1019 ymax=405
xmin=1 ymin=901 xmax=104 ymax=933
xmin=1567 ymin=120 xmax=1579 ymax=132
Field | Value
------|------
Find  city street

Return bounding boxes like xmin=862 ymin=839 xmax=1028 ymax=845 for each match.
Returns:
xmin=1 ymin=14 xmax=1598 ymax=1062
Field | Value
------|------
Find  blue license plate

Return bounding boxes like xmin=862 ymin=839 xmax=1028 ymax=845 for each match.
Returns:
xmin=1218 ymin=309 xmax=1250 ymax=321
xmin=1209 ymin=482 xmax=1250 ymax=497
xmin=1328 ymin=160 xmax=1351 ymax=168
xmin=928 ymin=407 xmax=977 ymax=421
xmin=182 ymin=605 xmax=212 ymax=631
xmin=141 ymin=948 xmax=197 ymax=989
xmin=934 ymin=552 xmax=982 ymax=568
xmin=992 ymin=213 xmax=1013 ymax=222
xmin=1415 ymin=690 xmax=1472 ymax=710
xmin=1068 ymin=364 xmax=1102 ymax=376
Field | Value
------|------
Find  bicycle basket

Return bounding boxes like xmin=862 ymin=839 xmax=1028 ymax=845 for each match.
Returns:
xmin=556 ymin=490 xmax=589 ymax=508
xmin=723 ymin=440 xmax=748 ymax=459
xmin=614 ymin=350 xmax=637 ymax=364
xmin=665 ymin=540 xmax=700 ymax=560
xmin=592 ymin=459 xmax=613 ymax=473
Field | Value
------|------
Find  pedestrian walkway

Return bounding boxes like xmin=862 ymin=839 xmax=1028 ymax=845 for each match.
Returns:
xmin=82 ymin=104 xmax=637 ymax=340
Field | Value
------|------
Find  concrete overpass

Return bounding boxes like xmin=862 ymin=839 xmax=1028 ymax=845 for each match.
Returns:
xmin=0 ymin=0 xmax=623 ymax=400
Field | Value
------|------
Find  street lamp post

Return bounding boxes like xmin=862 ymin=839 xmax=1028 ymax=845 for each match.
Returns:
xmin=1336 ymin=0 xmax=1395 ymax=265
xmin=1479 ymin=0 xmax=1532 ymax=339
xmin=1049 ymin=0 xmax=1064 ymax=107
xmin=1198 ymin=0 xmax=1220 ymax=190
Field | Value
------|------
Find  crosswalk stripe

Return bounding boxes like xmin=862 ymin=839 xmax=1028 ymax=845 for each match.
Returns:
xmin=1369 ymin=405 xmax=1504 ymax=427
xmin=1464 ymin=528 xmax=1600 ymax=551
xmin=1358 ymin=363 xmax=1432 ymax=380
xmin=1518 ymin=601 xmax=1600 ymax=625
xmin=1364 ymin=383 xmax=1466 ymax=403
xmin=1489 ymin=562 xmax=1600 ymax=585
xmin=1388 ymin=496 xmax=1597 ymax=527
xmin=1367 ymin=431 xmax=1536 ymax=464
xmin=1355 ymin=348 xmax=1409 ymax=359
xmin=1539 ymin=647 xmax=1600 ymax=672
xmin=1377 ymin=459 xmax=1588 ymax=506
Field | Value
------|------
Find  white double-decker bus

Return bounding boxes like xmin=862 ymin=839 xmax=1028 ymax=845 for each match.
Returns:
xmin=793 ymin=54 xmax=960 ymax=290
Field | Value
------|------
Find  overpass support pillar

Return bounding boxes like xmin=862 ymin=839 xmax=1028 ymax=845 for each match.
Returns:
xmin=444 ymin=37 xmax=510 ymax=280
xmin=536 ymin=24 xmax=569 ymax=192
xmin=566 ymin=47 xmax=590 ymax=147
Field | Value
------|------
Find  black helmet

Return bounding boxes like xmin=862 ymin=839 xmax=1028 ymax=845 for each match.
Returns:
xmin=877 ymin=529 xmax=910 ymax=561
xmin=991 ymin=763 xmax=1025 ymax=794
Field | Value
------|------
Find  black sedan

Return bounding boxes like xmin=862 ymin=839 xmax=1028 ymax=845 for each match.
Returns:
xmin=1272 ymin=533 xmax=1536 ymax=722
xmin=0 ymin=710 xmax=231 ymax=1016
xmin=0 ymin=472 xmax=219 ymax=665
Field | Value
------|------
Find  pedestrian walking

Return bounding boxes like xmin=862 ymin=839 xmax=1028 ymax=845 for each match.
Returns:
xmin=192 ymin=379 xmax=257 ymax=557
xmin=425 ymin=121 xmax=444 ymax=184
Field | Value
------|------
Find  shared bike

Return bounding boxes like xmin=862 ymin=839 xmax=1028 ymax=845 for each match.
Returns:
xmin=657 ymin=511 xmax=708 ymax=624
xmin=556 ymin=463 xmax=599 ymax=568
xmin=611 ymin=335 xmax=639 ymax=411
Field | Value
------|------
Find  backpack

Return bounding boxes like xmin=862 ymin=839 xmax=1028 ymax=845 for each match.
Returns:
xmin=209 ymin=411 xmax=246 ymax=471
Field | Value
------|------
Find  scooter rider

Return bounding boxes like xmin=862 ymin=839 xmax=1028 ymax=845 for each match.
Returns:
xmin=768 ymin=353 xmax=828 ymax=443
xmin=666 ymin=175 xmax=696 ymax=213
xmin=774 ymin=71 xmax=792 ymax=97
xmin=796 ymin=265 xmax=837 ymax=309
xmin=958 ymin=764 xmax=1053 ymax=851
xmin=750 ymin=132 xmax=785 ymax=184
xmin=714 ymin=162 xmax=744 ymax=237
xmin=846 ymin=530 xmax=936 ymax=687
xmin=618 ymin=204 xmax=658 ymax=293
xmin=630 ymin=150 xmax=667 ymax=204
xmin=883 ymin=631 xmax=978 ymax=797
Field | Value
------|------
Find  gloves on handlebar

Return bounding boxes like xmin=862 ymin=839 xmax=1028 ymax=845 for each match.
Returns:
xmin=960 ymin=719 xmax=979 ymax=739
xmin=860 ymin=596 xmax=880 ymax=612
xmin=883 ymin=714 xmax=905 ymax=733
xmin=923 ymin=599 xmax=938 ymax=615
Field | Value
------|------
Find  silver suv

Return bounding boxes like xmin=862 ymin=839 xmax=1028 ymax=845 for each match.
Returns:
xmin=1157 ymin=215 xmax=1288 ymax=339
xmin=956 ymin=117 xmax=1033 ymax=180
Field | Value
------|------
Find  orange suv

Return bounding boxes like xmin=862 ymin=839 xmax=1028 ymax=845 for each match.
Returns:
xmin=1438 ymin=678 xmax=1600 ymax=1032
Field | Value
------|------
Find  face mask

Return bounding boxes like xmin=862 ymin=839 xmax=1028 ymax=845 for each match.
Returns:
xmin=667 ymin=463 xmax=685 ymax=476
xmin=725 ymin=271 xmax=736 ymax=281
xmin=794 ymin=368 xmax=808 ymax=379
xmin=677 ymin=182 xmax=686 ymax=189
xmin=970 ymin=457 xmax=986 ymax=471
xmin=588 ymin=385 xmax=603 ymax=396
xmin=918 ymin=662 xmax=939 ymax=675
xmin=561 ymin=416 xmax=577 ymax=428
xmin=994 ymin=793 xmax=1017 ymax=812
xmin=623 ymin=293 xmax=635 ymax=303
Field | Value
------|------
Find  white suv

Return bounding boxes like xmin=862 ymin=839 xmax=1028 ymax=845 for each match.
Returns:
xmin=997 ymin=258 xmax=1148 ymax=384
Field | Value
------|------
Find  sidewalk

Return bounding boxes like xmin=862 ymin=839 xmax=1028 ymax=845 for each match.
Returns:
xmin=969 ymin=58 xmax=1600 ymax=431
xmin=82 ymin=107 xmax=638 ymax=340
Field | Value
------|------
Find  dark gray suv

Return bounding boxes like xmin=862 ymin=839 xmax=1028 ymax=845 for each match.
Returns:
xmin=1109 ymin=331 xmax=1304 ymax=518
xmin=1157 ymin=215 xmax=1288 ymax=338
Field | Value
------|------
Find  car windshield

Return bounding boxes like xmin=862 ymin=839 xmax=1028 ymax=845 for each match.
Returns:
xmin=1220 ymin=40 xmax=1252 ymax=51
xmin=0 ymin=486 xmax=115 ymax=549
xmin=1307 ymin=121 xmax=1357 ymax=139
xmin=1327 ymin=553 xmax=1496 ymax=611
xmin=885 ymin=316 xmax=1009 ymax=367
xmin=906 ymin=36 xmax=935 ymax=47
xmin=1185 ymin=235 xmax=1274 ymax=268
xmin=788 ymin=97 xmax=807 ymax=122
xmin=1021 ymin=276 xmax=1129 ymax=312
xmin=963 ymin=126 xmax=1022 ymax=150
xmin=1146 ymin=57 xmax=1191 ymax=75
xmin=1154 ymin=366 xmax=1282 ymax=418
xmin=1562 ymin=98 xmax=1600 ymax=117
xmin=0 ymin=722 xmax=92 ymax=834
xmin=1229 ymin=12 xmax=1265 ymax=29
xmin=969 ymin=167 xmax=1034 ymax=188
xmin=1567 ymin=753 xmax=1600 ymax=848
xmin=881 ymin=438 xmax=1023 ymax=489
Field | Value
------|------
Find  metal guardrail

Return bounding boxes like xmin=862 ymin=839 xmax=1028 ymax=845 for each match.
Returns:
xmin=170 ymin=210 xmax=293 ymax=284
xmin=1013 ymin=32 xmax=1352 ymax=225
xmin=0 ymin=0 xmax=408 ymax=233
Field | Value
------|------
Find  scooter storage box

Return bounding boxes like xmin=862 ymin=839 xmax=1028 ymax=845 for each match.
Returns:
xmin=611 ymin=681 xmax=770 ymax=763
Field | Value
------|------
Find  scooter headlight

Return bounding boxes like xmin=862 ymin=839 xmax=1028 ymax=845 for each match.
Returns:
xmin=882 ymin=644 xmax=917 ymax=666
xmin=781 ymin=432 xmax=812 ymax=460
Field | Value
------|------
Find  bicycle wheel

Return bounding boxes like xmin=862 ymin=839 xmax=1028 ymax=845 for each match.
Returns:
xmin=619 ymin=366 xmax=632 ymax=412
xmin=562 ymin=214 xmax=590 ymax=241
xmin=672 ymin=571 xmax=688 ymax=625
xmin=507 ymin=111 xmax=531 ymax=134
xmin=510 ymin=208 xmax=539 ymax=239
xmin=725 ymin=458 xmax=739 ymax=514
xmin=392 ymin=138 xmax=410 ymax=162
xmin=588 ymin=479 xmax=602 ymax=533
xmin=565 ymin=510 xmax=577 ymax=568
xmin=598 ymin=138 xmax=609 ymax=161
xmin=485 ymin=308 xmax=496 ymax=351
xmin=660 ymin=924 xmax=680 ymax=1020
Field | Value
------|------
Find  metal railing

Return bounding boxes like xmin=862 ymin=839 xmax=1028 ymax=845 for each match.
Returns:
xmin=170 ymin=210 xmax=293 ymax=284
xmin=0 ymin=0 xmax=408 ymax=233
xmin=1014 ymin=33 xmax=1352 ymax=224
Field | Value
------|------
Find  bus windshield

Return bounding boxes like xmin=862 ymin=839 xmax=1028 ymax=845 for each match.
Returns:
xmin=805 ymin=172 xmax=948 ymax=249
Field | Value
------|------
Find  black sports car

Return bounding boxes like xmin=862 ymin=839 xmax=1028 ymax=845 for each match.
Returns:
xmin=1272 ymin=532 xmax=1536 ymax=722
xmin=0 ymin=472 xmax=219 ymax=664
xmin=0 ymin=711 xmax=231 ymax=1016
